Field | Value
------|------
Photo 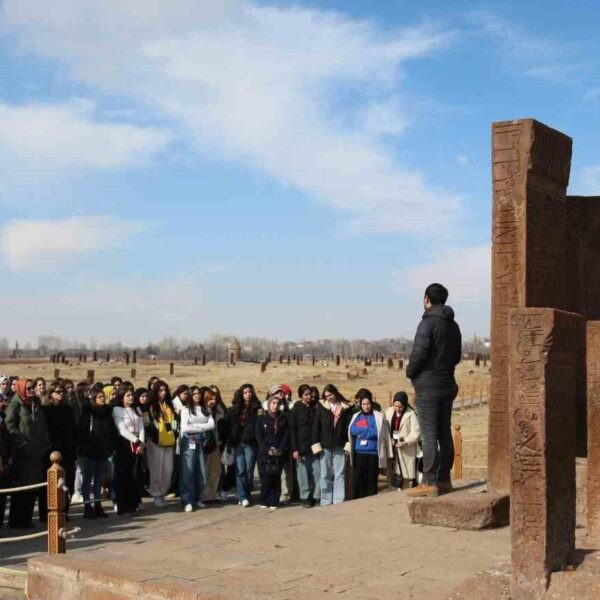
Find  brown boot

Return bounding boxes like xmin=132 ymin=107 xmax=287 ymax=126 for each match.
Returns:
xmin=437 ymin=481 xmax=454 ymax=494
xmin=406 ymin=483 xmax=439 ymax=498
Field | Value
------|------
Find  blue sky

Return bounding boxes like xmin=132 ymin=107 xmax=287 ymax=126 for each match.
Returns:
xmin=1 ymin=0 xmax=599 ymax=346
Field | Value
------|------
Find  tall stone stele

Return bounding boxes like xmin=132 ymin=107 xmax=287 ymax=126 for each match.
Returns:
xmin=509 ymin=308 xmax=579 ymax=600
xmin=489 ymin=119 xmax=572 ymax=493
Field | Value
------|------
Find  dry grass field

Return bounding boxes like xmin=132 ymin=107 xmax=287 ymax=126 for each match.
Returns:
xmin=0 ymin=357 xmax=490 ymax=477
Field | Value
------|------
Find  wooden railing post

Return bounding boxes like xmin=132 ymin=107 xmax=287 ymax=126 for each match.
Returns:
xmin=47 ymin=451 xmax=66 ymax=555
xmin=453 ymin=425 xmax=463 ymax=480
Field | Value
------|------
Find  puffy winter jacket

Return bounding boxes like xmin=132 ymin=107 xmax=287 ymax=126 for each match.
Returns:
xmin=406 ymin=304 xmax=462 ymax=391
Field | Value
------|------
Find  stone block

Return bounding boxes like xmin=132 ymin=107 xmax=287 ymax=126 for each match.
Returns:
xmin=509 ymin=308 xmax=580 ymax=600
xmin=587 ymin=321 xmax=600 ymax=543
xmin=489 ymin=119 xmax=572 ymax=493
xmin=407 ymin=486 xmax=509 ymax=530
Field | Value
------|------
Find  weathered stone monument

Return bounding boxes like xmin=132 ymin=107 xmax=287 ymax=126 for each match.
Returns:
xmin=587 ymin=321 xmax=600 ymax=543
xmin=489 ymin=119 xmax=572 ymax=494
xmin=228 ymin=339 xmax=241 ymax=364
xmin=510 ymin=308 xmax=579 ymax=599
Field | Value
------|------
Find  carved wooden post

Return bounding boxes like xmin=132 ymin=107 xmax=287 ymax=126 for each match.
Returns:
xmin=169 ymin=362 xmax=174 ymax=376
xmin=131 ymin=368 xmax=136 ymax=379
xmin=53 ymin=368 xmax=60 ymax=379
xmin=47 ymin=451 xmax=66 ymax=555
xmin=453 ymin=425 xmax=462 ymax=480
xmin=132 ymin=350 xmax=137 ymax=364
xmin=260 ymin=361 xmax=267 ymax=373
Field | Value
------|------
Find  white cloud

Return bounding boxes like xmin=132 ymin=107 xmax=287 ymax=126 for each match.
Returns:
xmin=456 ymin=155 xmax=470 ymax=166
xmin=1 ymin=216 xmax=151 ymax=271
xmin=0 ymin=99 xmax=171 ymax=180
xmin=396 ymin=244 xmax=491 ymax=304
xmin=583 ymin=88 xmax=600 ymax=105
xmin=1 ymin=1 xmax=458 ymax=234
xmin=468 ymin=11 xmax=576 ymax=83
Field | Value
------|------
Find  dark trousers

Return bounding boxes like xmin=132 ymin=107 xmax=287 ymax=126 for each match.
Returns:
xmin=415 ymin=386 xmax=458 ymax=485
xmin=0 ymin=485 xmax=6 ymax=528
xmin=115 ymin=438 xmax=142 ymax=514
xmin=352 ymin=452 xmax=379 ymax=499
xmin=9 ymin=491 xmax=37 ymax=528
xmin=258 ymin=463 xmax=281 ymax=507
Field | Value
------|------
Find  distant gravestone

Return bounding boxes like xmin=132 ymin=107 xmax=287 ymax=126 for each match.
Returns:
xmin=106 ymin=353 xmax=110 ymax=363
xmin=260 ymin=361 xmax=267 ymax=373
xmin=387 ymin=358 xmax=393 ymax=369
xmin=93 ymin=351 xmax=97 ymax=362
xmin=170 ymin=363 xmax=174 ymax=376
xmin=131 ymin=368 xmax=136 ymax=379
xmin=335 ymin=355 xmax=340 ymax=366
xmin=202 ymin=354 xmax=206 ymax=366
xmin=133 ymin=350 xmax=137 ymax=364
xmin=86 ymin=370 xmax=95 ymax=384
xmin=54 ymin=368 xmax=60 ymax=379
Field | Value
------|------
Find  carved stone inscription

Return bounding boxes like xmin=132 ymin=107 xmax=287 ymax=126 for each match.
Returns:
xmin=510 ymin=308 xmax=578 ymax=600
xmin=587 ymin=321 xmax=600 ymax=543
xmin=490 ymin=119 xmax=572 ymax=493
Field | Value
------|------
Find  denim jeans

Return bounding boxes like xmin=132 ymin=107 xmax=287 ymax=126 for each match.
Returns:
xmin=234 ymin=443 xmax=257 ymax=502
xmin=80 ymin=456 xmax=108 ymax=503
xmin=415 ymin=386 xmax=458 ymax=485
xmin=319 ymin=448 xmax=345 ymax=505
xmin=296 ymin=454 xmax=321 ymax=500
xmin=179 ymin=434 xmax=206 ymax=505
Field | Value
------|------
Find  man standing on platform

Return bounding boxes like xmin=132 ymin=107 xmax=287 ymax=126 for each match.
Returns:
xmin=405 ymin=283 xmax=462 ymax=497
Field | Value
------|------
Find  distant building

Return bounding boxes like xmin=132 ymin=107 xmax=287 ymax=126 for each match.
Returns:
xmin=228 ymin=338 xmax=241 ymax=364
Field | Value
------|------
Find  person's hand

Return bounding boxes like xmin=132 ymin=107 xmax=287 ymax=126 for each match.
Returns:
xmin=397 ymin=441 xmax=408 ymax=449
xmin=136 ymin=442 xmax=145 ymax=455
xmin=292 ymin=451 xmax=300 ymax=461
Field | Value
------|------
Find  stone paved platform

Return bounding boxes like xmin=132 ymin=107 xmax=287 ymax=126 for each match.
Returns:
xmin=18 ymin=485 xmax=510 ymax=600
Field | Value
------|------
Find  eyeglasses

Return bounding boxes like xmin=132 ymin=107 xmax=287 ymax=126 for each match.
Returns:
xmin=53 ymin=390 xmax=65 ymax=395
xmin=25 ymin=386 xmax=34 ymax=391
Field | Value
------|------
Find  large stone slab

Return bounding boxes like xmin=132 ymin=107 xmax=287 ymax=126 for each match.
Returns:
xmin=407 ymin=484 xmax=509 ymax=530
xmin=489 ymin=119 xmax=572 ymax=494
xmin=587 ymin=321 xmax=600 ymax=543
xmin=509 ymin=308 xmax=580 ymax=600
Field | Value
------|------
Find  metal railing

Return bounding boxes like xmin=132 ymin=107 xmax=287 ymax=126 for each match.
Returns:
xmin=0 ymin=451 xmax=80 ymax=553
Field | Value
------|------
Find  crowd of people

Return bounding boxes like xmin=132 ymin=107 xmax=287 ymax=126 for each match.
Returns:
xmin=0 ymin=376 xmax=422 ymax=528
xmin=0 ymin=281 xmax=462 ymax=529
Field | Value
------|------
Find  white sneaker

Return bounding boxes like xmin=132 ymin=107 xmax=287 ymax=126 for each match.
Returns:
xmin=269 ymin=506 xmax=278 ymax=511
xmin=196 ymin=501 xmax=206 ymax=509
xmin=71 ymin=492 xmax=83 ymax=505
xmin=165 ymin=492 xmax=176 ymax=499
xmin=260 ymin=505 xmax=269 ymax=509
xmin=241 ymin=499 xmax=250 ymax=508
xmin=184 ymin=504 xmax=193 ymax=513
xmin=113 ymin=503 xmax=118 ymax=513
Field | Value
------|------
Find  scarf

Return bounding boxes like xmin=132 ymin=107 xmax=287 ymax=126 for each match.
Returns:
xmin=330 ymin=401 xmax=343 ymax=427
xmin=15 ymin=379 xmax=32 ymax=406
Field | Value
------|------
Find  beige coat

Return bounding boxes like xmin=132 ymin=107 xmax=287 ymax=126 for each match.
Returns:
xmin=345 ymin=410 xmax=393 ymax=469
xmin=385 ymin=407 xmax=420 ymax=480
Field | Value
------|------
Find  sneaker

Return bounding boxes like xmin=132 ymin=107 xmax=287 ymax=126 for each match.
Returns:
xmin=165 ymin=492 xmax=176 ymax=499
xmin=184 ymin=504 xmax=193 ymax=513
xmin=241 ymin=499 xmax=250 ymax=508
xmin=269 ymin=506 xmax=278 ymax=511
xmin=71 ymin=492 xmax=83 ymax=505
xmin=218 ymin=491 xmax=228 ymax=502
xmin=83 ymin=503 xmax=96 ymax=519
xmin=113 ymin=503 xmax=118 ymax=513
xmin=153 ymin=496 xmax=167 ymax=508
xmin=94 ymin=501 xmax=108 ymax=519
xmin=196 ymin=501 xmax=206 ymax=509
xmin=136 ymin=502 xmax=145 ymax=512
xmin=406 ymin=483 xmax=439 ymax=498
xmin=437 ymin=481 xmax=454 ymax=495
xmin=260 ymin=505 xmax=269 ymax=509
xmin=301 ymin=500 xmax=312 ymax=508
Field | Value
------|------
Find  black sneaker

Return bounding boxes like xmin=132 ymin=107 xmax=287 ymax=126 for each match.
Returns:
xmin=301 ymin=500 xmax=312 ymax=508
xmin=94 ymin=501 xmax=108 ymax=518
xmin=83 ymin=503 xmax=97 ymax=519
